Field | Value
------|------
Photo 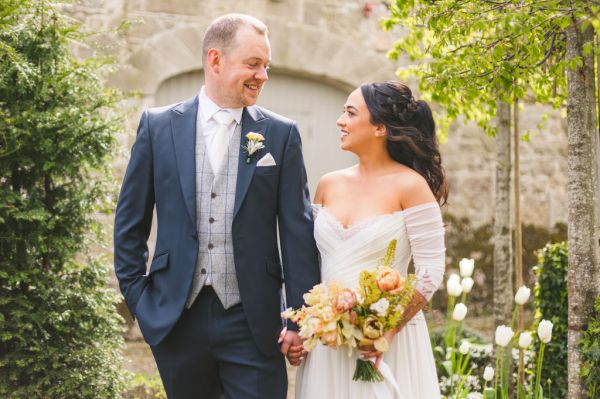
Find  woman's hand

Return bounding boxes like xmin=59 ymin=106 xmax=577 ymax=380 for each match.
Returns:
xmin=358 ymin=329 xmax=397 ymax=361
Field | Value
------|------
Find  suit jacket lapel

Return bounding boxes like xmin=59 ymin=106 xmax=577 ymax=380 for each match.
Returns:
xmin=171 ymin=96 xmax=199 ymax=227
xmin=234 ymin=106 xmax=267 ymax=218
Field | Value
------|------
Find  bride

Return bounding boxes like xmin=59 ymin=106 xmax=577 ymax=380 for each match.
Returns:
xmin=289 ymin=81 xmax=447 ymax=399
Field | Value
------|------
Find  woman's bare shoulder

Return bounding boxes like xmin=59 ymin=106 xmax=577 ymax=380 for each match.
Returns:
xmin=389 ymin=164 xmax=436 ymax=208
xmin=314 ymin=166 xmax=355 ymax=204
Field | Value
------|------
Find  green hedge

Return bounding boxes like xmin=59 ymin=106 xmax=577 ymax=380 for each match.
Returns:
xmin=533 ymin=242 xmax=568 ymax=399
xmin=0 ymin=1 xmax=125 ymax=397
xmin=581 ymin=296 xmax=600 ymax=398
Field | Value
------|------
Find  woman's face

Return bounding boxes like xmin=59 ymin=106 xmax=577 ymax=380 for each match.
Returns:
xmin=336 ymin=88 xmax=383 ymax=153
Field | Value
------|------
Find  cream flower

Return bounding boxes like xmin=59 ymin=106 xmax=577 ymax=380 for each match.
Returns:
xmin=537 ymin=320 xmax=553 ymax=343
xmin=483 ymin=366 xmax=494 ymax=382
xmin=362 ymin=315 xmax=384 ymax=339
xmin=303 ymin=283 xmax=326 ymax=306
xmin=459 ymin=258 xmax=475 ymax=277
xmin=244 ymin=132 xmax=266 ymax=162
xmin=446 ymin=273 xmax=463 ymax=297
xmin=245 ymin=132 xmax=265 ymax=142
xmin=515 ymin=286 xmax=531 ymax=305
xmin=452 ymin=303 xmax=468 ymax=321
xmin=280 ymin=307 xmax=295 ymax=320
xmin=299 ymin=317 xmax=321 ymax=339
xmin=370 ymin=298 xmax=390 ymax=317
xmin=518 ymin=331 xmax=533 ymax=348
xmin=459 ymin=340 xmax=471 ymax=355
xmin=495 ymin=325 xmax=514 ymax=347
xmin=461 ymin=277 xmax=474 ymax=293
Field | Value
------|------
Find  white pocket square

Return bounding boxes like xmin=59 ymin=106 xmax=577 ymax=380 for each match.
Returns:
xmin=256 ymin=153 xmax=276 ymax=167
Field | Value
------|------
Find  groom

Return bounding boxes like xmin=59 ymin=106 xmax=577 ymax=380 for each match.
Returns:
xmin=114 ymin=14 xmax=320 ymax=399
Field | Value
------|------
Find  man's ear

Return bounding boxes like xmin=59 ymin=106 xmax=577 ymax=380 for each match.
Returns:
xmin=206 ymin=48 xmax=221 ymax=73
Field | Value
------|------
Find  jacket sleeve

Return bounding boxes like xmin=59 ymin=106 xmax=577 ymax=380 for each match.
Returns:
xmin=113 ymin=110 xmax=155 ymax=317
xmin=277 ymin=122 xmax=321 ymax=330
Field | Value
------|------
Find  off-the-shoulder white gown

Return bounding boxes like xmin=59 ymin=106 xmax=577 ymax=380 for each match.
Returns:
xmin=295 ymin=202 xmax=444 ymax=399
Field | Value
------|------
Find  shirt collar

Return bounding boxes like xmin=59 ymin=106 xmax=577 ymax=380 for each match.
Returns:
xmin=198 ymin=86 xmax=243 ymax=125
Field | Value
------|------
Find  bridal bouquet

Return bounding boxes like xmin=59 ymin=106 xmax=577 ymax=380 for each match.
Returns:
xmin=282 ymin=240 xmax=416 ymax=383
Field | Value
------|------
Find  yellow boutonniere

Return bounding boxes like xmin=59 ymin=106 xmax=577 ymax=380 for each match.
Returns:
xmin=243 ymin=132 xmax=265 ymax=163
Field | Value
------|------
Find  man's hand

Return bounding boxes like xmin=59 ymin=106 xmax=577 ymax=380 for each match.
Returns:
xmin=278 ymin=328 xmax=305 ymax=366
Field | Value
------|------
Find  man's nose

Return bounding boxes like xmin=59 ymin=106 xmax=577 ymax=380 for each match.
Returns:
xmin=255 ymin=67 xmax=268 ymax=81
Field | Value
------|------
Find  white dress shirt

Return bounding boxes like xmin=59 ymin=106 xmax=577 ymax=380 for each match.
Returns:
xmin=197 ymin=87 xmax=243 ymax=170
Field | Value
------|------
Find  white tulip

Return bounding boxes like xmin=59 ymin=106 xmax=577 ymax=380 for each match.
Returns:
xmin=459 ymin=258 xmax=475 ymax=277
xmin=518 ymin=331 xmax=533 ymax=348
xmin=452 ymin=303 xmax=468 ymax=321
xmin=459 ymin=340 xmax=470 ymax=355
xmin=538 ymin=320 xmax=554 ymax=343
xmin=515 ymin=286 xmax=531 ymax=305
xmin=447 ymin=273 xmax=461 ymax=285
xmin=483 ymin=366 xmax=495 ymax=382
xmin=461 ymin=277 xmax=474 ymax=293
xmin=446 ymin=274 xmax=463 ymax=297
xmin=495 ymin=325 xmax=514 ymax=347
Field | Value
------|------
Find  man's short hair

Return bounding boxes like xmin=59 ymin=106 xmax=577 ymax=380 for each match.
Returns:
xmin=202 ymin=14 xmax=268 ymax=62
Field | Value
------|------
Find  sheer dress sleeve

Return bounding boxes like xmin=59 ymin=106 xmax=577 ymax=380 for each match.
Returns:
xmin=403 ymin=202 xmax=446 ymax=301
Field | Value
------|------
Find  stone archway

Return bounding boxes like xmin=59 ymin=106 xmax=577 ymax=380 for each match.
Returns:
xmin=110 ymin=22 xmax=397 ymax=96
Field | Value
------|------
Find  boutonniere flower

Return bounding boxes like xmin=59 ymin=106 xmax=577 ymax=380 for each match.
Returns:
xmin=243 ymin=132 xmax=265 ymax=164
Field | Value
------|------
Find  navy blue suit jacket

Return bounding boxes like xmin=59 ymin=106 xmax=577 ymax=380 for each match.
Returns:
xmin=114 ymin=96 xmax=320 ymax=356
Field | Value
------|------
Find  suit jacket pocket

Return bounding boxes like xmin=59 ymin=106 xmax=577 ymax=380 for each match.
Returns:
xmin=149 ymin=251 xmax=169 ymax=276
xmin=265 ymin=257 xmax=284 ymax=283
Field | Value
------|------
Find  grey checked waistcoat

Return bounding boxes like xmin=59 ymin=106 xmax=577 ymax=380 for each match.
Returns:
xmin=185 ymin=118 xmax=242 ymax=309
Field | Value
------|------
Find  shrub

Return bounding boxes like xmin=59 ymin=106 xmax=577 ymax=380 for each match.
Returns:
xmin=0 ymin=1 xmax=125 ymax=397
xmin=532 ymin=242 xmax=568 ymax=399
xmin=124 ymin=372 xmax=167 ymax=399
xmin=581 ymin=296 xmax=600 ymax=398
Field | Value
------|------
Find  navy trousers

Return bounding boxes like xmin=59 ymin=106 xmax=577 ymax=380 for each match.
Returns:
xmin=150 ymin=287 xmax=287 ymax=399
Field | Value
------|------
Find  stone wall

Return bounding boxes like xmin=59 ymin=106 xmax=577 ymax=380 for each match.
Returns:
xmin=65 ymin=0 xmax=568 ymax=228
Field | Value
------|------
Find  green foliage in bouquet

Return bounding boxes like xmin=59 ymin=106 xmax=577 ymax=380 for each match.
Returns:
xmin=581 ymin=296 xmax=600 ymax=398
xmin=533 ymin=242 xmax=568 ymax=399
xmin=0 ymin=0 xmax=125 ymax=397
xmin=353 ymin=240 xmax=417 ymax=382
xmin=356 ymin=240 xmax=417 ymax=331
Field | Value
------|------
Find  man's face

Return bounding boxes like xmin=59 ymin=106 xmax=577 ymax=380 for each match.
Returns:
xmin=214 ymin=25 xmax=271 ymax=107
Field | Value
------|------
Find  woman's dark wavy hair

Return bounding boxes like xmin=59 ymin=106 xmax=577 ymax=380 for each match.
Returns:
xmin=360 ymin=81 xmax=448 ymax=205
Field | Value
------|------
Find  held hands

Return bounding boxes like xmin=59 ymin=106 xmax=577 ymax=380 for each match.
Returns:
xmin=278 ymin=328 xmax=307 ymax=366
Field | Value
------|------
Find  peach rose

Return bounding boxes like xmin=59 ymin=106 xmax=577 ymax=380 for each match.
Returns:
xmin=375 ymin=266 xmax=405 ymax=293
xmin=333 ymin=288 xmax=356 ymax=313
